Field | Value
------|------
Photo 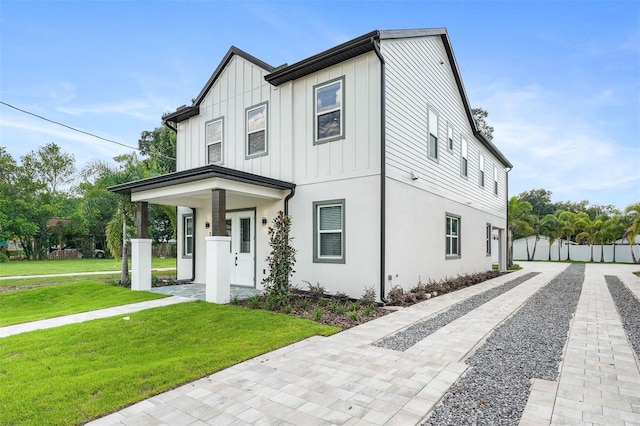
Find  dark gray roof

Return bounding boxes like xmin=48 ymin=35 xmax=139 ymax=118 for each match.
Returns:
xmin=162 ymin=28 xmax=512 ymax=168
xmin=108 ymin=164 xmax=295 ymax=195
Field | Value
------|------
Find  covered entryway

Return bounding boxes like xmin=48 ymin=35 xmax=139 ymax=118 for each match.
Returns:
xmin=108 ymin=164 xmax=295 ymax=303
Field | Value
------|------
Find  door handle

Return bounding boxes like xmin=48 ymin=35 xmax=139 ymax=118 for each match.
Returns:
xmin=235 ymin=254 xmax=238 ymax=266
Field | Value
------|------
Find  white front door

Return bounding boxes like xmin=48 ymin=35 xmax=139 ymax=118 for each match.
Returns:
xmin=225 ymin=211 xmax=255 ymax=287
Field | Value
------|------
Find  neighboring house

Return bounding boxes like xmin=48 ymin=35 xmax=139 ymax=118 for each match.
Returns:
xmin=110 ymin=28 xmax=512 ymax=302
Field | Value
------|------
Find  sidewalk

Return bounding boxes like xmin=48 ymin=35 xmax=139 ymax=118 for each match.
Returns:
xmin=0 ymin=267 xmax=176 ymax=281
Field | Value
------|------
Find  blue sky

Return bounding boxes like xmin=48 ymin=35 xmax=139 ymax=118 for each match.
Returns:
xmin=1 ymin=0 xmax=639 ymax=211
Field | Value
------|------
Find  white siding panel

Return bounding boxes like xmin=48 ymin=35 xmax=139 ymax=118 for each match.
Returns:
xmin=382 ymin=36 xmax=506 ymax=218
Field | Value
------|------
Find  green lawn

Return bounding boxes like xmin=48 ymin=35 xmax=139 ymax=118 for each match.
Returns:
xmin=0 ymin=302 xmax=338 ymax=426
xmin=0 ymin=257 xmax=176 ymax=277
xmin=0 ymin=281 xmax=168 ymax=326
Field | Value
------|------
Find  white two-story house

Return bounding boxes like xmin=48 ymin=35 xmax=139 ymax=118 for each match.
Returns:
xmin=110 ymin=28 xmax=512 ymax=303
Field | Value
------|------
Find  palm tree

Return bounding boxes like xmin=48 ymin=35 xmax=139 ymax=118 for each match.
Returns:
xmin=508 ymin=196 xmax=533 ymax=266
xmin=576 ymin=215 xmax=602 ymax=263
xmin=599 ymin=215 xmax=624 ymax=262
xmin=624 ymin=203 xmax=640 ymax=264
xmin=558 ymin=211 xmax=587 ymax=261
xmin=542 ymin=213 xmax=562 ymax=261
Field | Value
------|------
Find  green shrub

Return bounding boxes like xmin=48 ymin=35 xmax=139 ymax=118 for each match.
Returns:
xmin=360 ymin=285 xmax=376 ymax=306
xmin=313 ymin=307 xmax=323 ymax=321
xmin=0 ymin=250 xmax=8 ymax=263
xmin=262 ymin=212 xmax=296 ymax=309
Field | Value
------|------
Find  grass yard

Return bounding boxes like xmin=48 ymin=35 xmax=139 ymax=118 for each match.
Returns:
xmin=0 ymin=257 xmax=176 ymax=277
xmin=0 ymin=302 xmax=338 ymax=426
xmin=0 ymin=281 xmax=168 ymax=326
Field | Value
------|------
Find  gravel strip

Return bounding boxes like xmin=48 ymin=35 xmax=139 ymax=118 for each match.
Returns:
xmin=605 ymin=275 xmax=640 ymax=358
xmin=423 ymin=263 xmax=585 ymax=426
xmin=374 ymin=272 xmax=540 ymax=352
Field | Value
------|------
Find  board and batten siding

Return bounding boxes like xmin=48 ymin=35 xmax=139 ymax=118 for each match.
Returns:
xmin=176 ymin=55 xmax=292 ymax=182
xmin=381 ymin=35 xmax=506 ymax=219
xmin=288 ymin=51 xmax=382 ymax=184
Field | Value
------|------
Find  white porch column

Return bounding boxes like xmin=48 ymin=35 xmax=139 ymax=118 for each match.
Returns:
xmin=205 ymin=236 xmax=231 ymax=303
xmin=131 ymin=238 xmax=152 ymax=291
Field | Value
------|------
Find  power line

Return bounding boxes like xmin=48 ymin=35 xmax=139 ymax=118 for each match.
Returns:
xmin=0 ymin=100 xmax=176 ymax=162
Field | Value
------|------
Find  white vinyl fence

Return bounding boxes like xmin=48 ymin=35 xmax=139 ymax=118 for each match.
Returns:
xmin=513 ymin=236 xmax=640 ymax=263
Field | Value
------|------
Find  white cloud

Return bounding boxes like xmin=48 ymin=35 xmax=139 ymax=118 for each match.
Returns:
xmin=473 ymin=82 xmax=640 ymax=209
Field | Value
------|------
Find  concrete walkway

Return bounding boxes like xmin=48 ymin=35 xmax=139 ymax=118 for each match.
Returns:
xmin=4 ymin=262 xmax=640 ymax=425
xmin=0 ymin=267 xmax=176 ymax=280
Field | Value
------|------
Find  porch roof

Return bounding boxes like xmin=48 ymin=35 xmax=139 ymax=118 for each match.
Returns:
xmin=108 ymin=165 xmax=295 ymax=207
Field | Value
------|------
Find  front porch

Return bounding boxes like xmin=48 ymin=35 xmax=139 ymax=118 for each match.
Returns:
xmin=108 ymin=164 xmax=296 ymax=304
xmin=148 ymin=284 xmax=263 ymax=301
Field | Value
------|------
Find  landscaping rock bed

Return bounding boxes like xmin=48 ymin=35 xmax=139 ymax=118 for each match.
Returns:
xmin=423 ymin=263 xmax=585 ymax=426
xmin=606 ymin=275 xmax=640 ymax=358
xmin=374 ymin=272 xmax=540 ymax=352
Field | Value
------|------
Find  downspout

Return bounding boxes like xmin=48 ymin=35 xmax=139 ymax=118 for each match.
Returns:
xmin=284 ymin=186 xmax=296 ymax=216
xmin=175 ymin=207 xmax=196 ymax=284
xmin=373 ymin=38 xmax=388 ymax=304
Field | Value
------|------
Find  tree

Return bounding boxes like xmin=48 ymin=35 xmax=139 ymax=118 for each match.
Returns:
xmin=507 ymin=196 xmax=532 ymax=267
xmin=623 ymin=203 xmax=640 ymax=264
xmin=542 ymin=213 xmax=563 ymax=261
xmin=138 ymin=124 xmax=177 ymax=174
xmin=576 ymin=215 xmax=602 ymax=263
xmin=518 ymin=189 xmax=554 ymax=218
xmin=471 ymin=107 xmax=494 ymax=141
xmin=262 ymin=212 xmax=296 ymax=309
xmin=600 ymin=214 xmax=626 ymax=262
xmin=22 ymin=142 xmax=76 ymax=195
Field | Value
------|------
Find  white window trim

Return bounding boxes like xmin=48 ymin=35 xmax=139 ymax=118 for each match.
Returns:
xmin=313 ymin=199 xmax=345 ymax=264
xmin=446 ymin=214 xmax=461 ymax=258
xmin=479 ymin=154 xmax=485 ymax=187
xmin=246 ymin=102 xmax=268 ymax=158
xmin=314 ymin=77 xmax=345 ymax=144
xmin=206 ymin=117 xmax=223 ymax=165
xmin=461 ymin=137 xmax=469 ymax=178
xmin=447 ymin=122 xmax=454 ymax=152
xmin=493 ymin=165 xmax=499 ymax=196
xmin=428 ymin=106 xmax=439 ymax=160
xmin=183 ymin=214 xmax=193 ymax=258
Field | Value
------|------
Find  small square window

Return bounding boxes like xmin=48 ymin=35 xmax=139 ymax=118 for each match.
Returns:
xmin=313 ymin=200 xmax=345 ymax=263
xmin=206 ymin=118 xmax=223 ymax=164
xmin=246 ymin=103 xmax=267 ymax=157
xmin=315 ymin=78 xmax=344 ymax=143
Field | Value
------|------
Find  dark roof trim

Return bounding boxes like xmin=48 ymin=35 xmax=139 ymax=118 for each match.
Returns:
xmin=194 ymin=46 xmax=275 ymax=106
xmin=108 ymin=164 xmax=295 ymax=195
xmin=265 ymin=30 xmax=379 ymax=86
xmin=162 ymin=105 xmax=200 ymax=123
xmin=163 ymin=47 xmax=276 ymax=124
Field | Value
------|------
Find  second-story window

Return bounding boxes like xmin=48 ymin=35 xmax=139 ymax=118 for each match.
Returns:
xmin=246 ymin=103 xmax=268 ymax=157
xmin=461 ymin=137 xmax=468 ymax=177
xmin=447 ymin=122 xmax=454 ymax=151
xmin=494 ymin=165 xmax=499 ymax=195
xmin=206 ymin=118 xmax=223 ymax=164
xmin=314 ymin=77 xmax=344 ymax=143
xmin=428 ymin=107 xmax=439 ymax=160
xmin=479 ymin=154 xmax=485 ymax=187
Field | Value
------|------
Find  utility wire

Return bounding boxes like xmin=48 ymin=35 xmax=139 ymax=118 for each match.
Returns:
xmin=0 ymin=100 xmax=176 ymax=162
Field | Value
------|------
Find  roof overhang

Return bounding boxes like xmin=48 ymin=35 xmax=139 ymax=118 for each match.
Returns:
xmin=108 ymin=164 xmax=295 ymax=207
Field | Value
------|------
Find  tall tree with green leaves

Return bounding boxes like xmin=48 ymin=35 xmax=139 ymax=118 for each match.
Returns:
xmin=508 ymin=196 xmax=532 ymax=267
xmin=623 ymin=203 xmax=640 ymax=264
xmin=542 ymin=213 xmax=563 ymax=261
xmin=471 ymin=107 xmax=494 ymax=141
xmin=576 ymin=214 xmax=602 ymax=262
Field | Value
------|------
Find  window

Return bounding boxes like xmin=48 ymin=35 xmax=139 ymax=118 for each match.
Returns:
xmin=313 ymin=200 xmax=345 ymax=263
xmin=479 ymin=154 xmax=485 ymax=187
xmin=493 ymin=166 xmax=499 ymax=195
xmin=486 ymin=224 xmax=492 ymax=256
xmin=446 ymin=215 xmax=460 ymax=257
xmin=183 ymin=215 xmax=193 ymax=257
xmin=206 ymin=118 xmax=223 ymax=164
xmin=314 ymin=77 xmax=344 ymax=143
xmin=461 ymin=137 xmax=468 ymax=177
xmin=428 ymin=107 xmax=438 ymax=159
xmin=447 ymin=122 xmax=454 ymax=151
xmin=246 ymin=103 xmax=267 ymax=157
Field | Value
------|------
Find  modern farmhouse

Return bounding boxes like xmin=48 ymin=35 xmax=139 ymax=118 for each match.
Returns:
xmin=110 ymin=28 xmax=512 ymax=303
